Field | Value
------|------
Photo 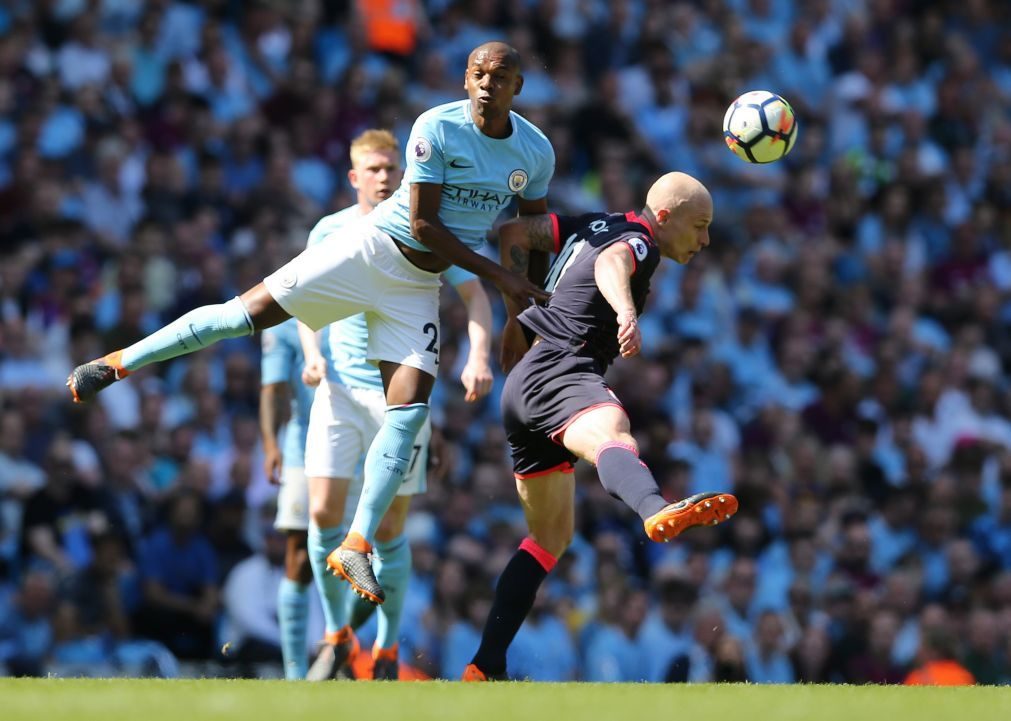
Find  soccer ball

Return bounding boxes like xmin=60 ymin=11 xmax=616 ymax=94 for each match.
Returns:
xmin=723 ymin=90 xmax=798 ymax=164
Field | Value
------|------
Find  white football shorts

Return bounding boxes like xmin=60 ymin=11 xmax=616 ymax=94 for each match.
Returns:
xmin=304 ymin=380 xmax=429 ymax=499
xmin=263 ymin=219 xmax=442 ymax=378
xmin=274 ymin=466 xmax=309 ymax=531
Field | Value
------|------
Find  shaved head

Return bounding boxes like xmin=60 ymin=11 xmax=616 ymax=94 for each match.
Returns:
xmin=645 ymin=172 xmax=713 ymax=263
xmin=646 ymin=172 xmax=711 ymax=216
xmin=468 ymin=42 xmax=521 ymax=72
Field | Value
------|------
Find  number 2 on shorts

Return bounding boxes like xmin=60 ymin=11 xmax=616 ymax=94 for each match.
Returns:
xmin=423 ymin=322 xmax=439 ymax=365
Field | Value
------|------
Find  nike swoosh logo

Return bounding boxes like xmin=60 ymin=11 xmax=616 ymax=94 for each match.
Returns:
xmin=449 ymin=159 xmax=473 ymax=168
xmin=382 ymin=453 xmax=410 ymax=463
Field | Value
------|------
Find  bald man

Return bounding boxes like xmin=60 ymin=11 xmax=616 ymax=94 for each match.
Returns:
xmin=462 ymin=172 xmax=739 ymax=681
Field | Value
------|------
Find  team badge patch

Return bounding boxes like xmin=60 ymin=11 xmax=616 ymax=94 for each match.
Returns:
xmin=628 ymin=237 xmax=649 ymax=262
xmin=412 ymin=137 xmax=432 ymax=162
xmin=279 ymin=268 xmax=297 ymax=289
xmin=508 ymin=169 xmax=529 ymax=193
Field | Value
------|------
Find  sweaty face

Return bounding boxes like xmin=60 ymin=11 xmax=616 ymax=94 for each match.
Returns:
xmin=464 ymin=51 xmax=522 ymax=118
xmin=664 ymin=195 xmax=713 ymax=263
xmin=350 ymin=149 xmax=402 ymax=209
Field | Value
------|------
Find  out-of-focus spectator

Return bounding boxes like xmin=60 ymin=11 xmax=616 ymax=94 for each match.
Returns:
xmin=0 ymin=570 xmax=55 ymax=676
xmin=135 ymin=489 xmax=218 ymax=660
xmin=904 ymin=628 xmax=976 ymax=686
xmin=221 ymin=523 xmax=285 ymax=676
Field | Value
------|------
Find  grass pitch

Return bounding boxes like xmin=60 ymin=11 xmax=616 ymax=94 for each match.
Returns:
xmin=3 ymin=678 xmax=1008 ymax=721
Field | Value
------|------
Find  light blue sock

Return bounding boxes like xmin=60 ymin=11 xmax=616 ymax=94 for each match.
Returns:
xmin=277 ymin=578 xmax=309 ymax=680
xmin=307 ymin=523 xmax=350 ymax=634
xmin=373 ymin=535 xmax=412 ymax=649
xmin=348 ymin=404 xmax=429 ymax=543
xmin=120 ymin=297 xmax=254 ymax=370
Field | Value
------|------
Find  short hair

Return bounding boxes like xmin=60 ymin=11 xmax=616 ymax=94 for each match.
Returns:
xmin=349 ymin=129 xmax=399 ymax=168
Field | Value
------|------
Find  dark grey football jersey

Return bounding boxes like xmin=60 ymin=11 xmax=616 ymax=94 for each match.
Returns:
xmin=518 ymin=211 xmax=661 ymax=366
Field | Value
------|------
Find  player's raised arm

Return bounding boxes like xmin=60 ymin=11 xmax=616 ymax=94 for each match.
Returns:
xmin=410 ymin=183 xmax=549 ymax=309
xmin=594 ymin=244 xmax=642 ymax=359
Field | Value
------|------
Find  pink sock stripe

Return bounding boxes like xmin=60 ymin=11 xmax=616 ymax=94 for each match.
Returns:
xmin=594 ymin=441 xmax=638 ymax=465
xmin=519 ymin=537 xmax=557 ymax=573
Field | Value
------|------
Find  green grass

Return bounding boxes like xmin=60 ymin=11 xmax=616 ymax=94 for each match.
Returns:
xmin=3 ymin=678 xmax=1009 ymax=721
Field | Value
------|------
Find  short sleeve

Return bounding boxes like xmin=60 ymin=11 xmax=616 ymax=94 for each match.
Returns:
xmin=306 ymin=218 xmax=329 ymax=248
xmin=403 ymin=114 xmax=446 ymax=185
xmin=519 ymin=143 xmax=555 ymax=200
xmin=260 ymin=327 xmax=293 ymax=386
xmin=443 ymin=265 xmax=478 ymax=288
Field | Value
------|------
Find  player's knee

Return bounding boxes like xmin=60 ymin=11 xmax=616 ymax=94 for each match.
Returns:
xmin=219 ymin=296 xmax=255 ymax=337
xmin=593 ymin=435 xmax=638 ymax=463
xmin=385 ymin=403 xmax=429 ymax=435
xmin=530 ymin=518 xmax=572 ymax=558
xmin=287 ymin=546 xmax=312 ymax=583
xmin=532 ymin=532 xmax=569 ymax=560
xmin=309 ymin=499 xmax=343 ymax=529
xmin=376 ymin=508 xmax=408 ymax=543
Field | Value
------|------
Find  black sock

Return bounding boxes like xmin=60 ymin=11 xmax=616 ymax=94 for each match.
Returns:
xmin=470 ymin=546 xmax=550 ymax=675
xmin=596 ymin=442 xmax=667 ymax=520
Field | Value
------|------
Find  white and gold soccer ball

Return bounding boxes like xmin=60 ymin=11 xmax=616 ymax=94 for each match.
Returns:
xmin=723 ymin=90 xmax=798 ymax=164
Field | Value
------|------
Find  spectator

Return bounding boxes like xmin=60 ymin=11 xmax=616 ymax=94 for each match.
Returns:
xmin=904 ymin=629 xmax=976 ymax=686
xmin=136 ymin=489 xmax=218 ymax=661
xmin=221 ymin=524 xmax=286 ymax=676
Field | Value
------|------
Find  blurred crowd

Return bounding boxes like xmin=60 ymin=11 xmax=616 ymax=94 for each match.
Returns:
xmin=2 ymin=0 xmax=1011 ymax=684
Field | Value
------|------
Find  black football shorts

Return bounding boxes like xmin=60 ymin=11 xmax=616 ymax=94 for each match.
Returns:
xmin=501 ymin=339 xmax=624 ymax=478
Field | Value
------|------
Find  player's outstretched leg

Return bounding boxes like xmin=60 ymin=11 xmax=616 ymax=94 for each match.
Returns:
xmin=68 ymin=284 xmax=288 ymax=402
xmin=464 ymin=470 xmax=574 ymax=681
xmin=563 ymin=406 xmax=739 ymax=541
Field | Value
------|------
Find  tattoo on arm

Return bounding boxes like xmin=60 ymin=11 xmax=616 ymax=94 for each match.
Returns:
xmin=526 ymin=215 xmax=556 ymax=253
xmin=509 ymin=245 xmax=529 ymax=275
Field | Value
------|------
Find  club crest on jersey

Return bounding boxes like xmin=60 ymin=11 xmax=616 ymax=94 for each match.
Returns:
xmin=629 ymin=237 xmax=649 ymax=262
xmin=508 ymin=169 xmax=528 ymax=193
xmin=412 ymin=137 xmax=432 ymax=162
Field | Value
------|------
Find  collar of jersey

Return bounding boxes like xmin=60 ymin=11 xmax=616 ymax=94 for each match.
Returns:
xmin=463 ymin=100 xmax=516 ymax=142
xmin=624 ymin=211 xmax=655 ymax=241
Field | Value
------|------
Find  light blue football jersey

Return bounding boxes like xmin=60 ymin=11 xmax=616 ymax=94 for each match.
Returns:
xmin=307 ymin=205 xmax=479 ymax=391
xmin=260 ymin=319 xmax=314 ymax=468
xmin=370 ymin=99 xmax=555 ymax=252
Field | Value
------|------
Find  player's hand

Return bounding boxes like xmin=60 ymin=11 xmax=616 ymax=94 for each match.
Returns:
xmin=499 ymin=317 xmax=530 ymax=373
xmin=264 ymin=444 xmax=283 ymax=485
xmin=493 ymin=269 xmax=551 ymax=310
xmin=301 ymin=354 xmax=326 ymax=387
xmin=461 ymin=358 xmax=493 ymax=402
xmin=617 ymin=310 xmax=641 ymax=358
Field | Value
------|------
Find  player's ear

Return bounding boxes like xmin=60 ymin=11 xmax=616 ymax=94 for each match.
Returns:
xmin=655 ymin=208 xmax=671 ymax=225
xmin=348 ymin=168 xmax=359 ymax=191
xmin=513 ymin=73 xmax=524 ymax=96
